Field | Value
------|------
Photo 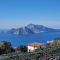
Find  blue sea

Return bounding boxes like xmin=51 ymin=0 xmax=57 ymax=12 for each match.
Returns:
xmin=0 ymin=31 xmax=60 ymax=47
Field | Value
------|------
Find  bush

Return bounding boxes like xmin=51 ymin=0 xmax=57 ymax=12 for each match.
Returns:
xmin=0 ymin=41 xmax=14 ymax=55
xmin=16 ymin=45 xmax=27 ymax=52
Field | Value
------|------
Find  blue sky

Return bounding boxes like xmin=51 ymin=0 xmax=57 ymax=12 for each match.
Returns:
xmin=0 ymin=0 xmax=60 ymax=29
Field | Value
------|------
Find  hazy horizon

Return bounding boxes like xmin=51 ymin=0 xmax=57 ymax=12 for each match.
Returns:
xmin=0 ymin=0 xmax=60 ymax=29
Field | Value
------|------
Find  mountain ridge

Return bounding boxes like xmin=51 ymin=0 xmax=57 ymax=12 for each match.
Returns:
xmin=7 ymin=24 xmax=60 ymax=35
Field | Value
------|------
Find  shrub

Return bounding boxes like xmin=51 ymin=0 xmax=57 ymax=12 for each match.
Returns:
xmin=16 ymin=45 xmax=27 ymax=52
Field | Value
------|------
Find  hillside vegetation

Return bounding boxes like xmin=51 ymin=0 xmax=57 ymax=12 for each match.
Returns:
xmin=0 ymin=38 xmax=60 ymax=60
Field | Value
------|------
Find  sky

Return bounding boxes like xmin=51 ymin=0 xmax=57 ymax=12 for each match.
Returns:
xmin=0 ymin=0 xmax=60 ymax=29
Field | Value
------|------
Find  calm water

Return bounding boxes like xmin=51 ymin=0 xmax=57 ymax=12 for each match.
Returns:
xmin=0 ymin=31 xmax=60 ymax=47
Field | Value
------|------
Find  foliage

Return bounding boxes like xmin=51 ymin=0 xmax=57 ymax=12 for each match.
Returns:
xmin=0 ymin=41 xmax=15 ymax=55
xmin=16 ymin=45 xmax=27 ymax=52
xmin=0 ymin=39 xmax=60 ymax=60
xmin=0 ymin=45 xmax=60 ymax=60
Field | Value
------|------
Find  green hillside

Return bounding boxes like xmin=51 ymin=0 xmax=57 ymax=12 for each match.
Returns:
xmin=0 ymin=39 xmax=60 ymax=60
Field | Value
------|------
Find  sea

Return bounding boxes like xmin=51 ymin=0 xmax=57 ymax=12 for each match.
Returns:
xmin=0 ymin=31 xmax=60 ymax=47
